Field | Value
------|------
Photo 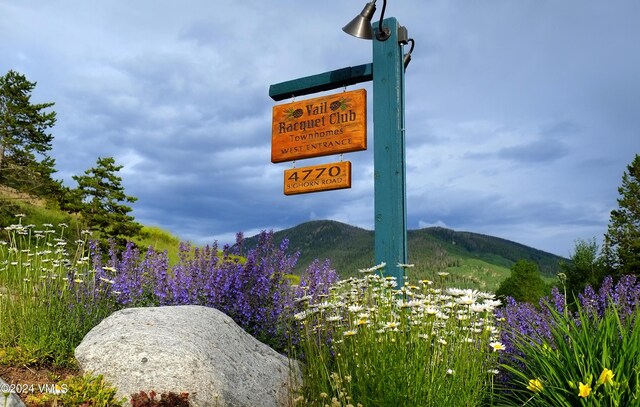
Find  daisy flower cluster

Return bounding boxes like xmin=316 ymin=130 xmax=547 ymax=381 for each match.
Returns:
xmin=292 ymin=265 xmax=504 ymax=406
xmin=0 ymin=218 xmax=117 ymax=365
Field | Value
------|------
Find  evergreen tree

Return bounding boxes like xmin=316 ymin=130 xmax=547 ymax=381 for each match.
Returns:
xmin=0 ymin=70 xmax=58 ymax=196
xmin=560 ymin=238 xmax=606 ymax=297
xmin=72 ymin=156 xmax=142 ymax=245
xmin=602 ymin=154 xmax=640 ymax=276
xmin=495 ymin=259 xmax=548 ymax=304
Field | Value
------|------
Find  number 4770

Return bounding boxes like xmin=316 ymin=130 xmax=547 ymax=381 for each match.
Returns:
xmin=287 ymin=165 xmax=341 ymax=182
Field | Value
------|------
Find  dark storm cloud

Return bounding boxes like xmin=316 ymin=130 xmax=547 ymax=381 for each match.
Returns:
xmin=1 ymin=1 xmax=639 ymax=257
xmin=497 ymin=139 xmax=571 ymax=164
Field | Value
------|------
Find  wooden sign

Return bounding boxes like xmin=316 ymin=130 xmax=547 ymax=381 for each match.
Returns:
xmin=272 ymin=89 xmax=366 ymax=163
xmin=284 ymin=161 xmax=351 ymax=195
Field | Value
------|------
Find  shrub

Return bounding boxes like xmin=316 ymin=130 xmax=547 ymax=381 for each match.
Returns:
xmin=295 ymin=258 xmax=338 ymax=300
xmin=130 ymin=390 xmax=190 ymax=407
xmin=25 ymin=373 xmax=126 ymax=406
xmin=495 ymin=259 xmax=548 ymax=304
xmin=90 ymin=231 xmax=307 ymax=352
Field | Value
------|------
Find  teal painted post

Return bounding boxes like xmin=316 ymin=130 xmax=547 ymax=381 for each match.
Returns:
xmin=372 ymin=18 xmax=408 ymax=284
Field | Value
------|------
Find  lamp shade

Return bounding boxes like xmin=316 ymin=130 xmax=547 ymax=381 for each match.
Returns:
xmin=342 ymin=1 xmax=376 ymax=39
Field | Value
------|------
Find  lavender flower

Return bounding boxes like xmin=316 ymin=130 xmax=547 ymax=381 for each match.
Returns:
xmin=87 ymin=231 xmax=310 ymax=353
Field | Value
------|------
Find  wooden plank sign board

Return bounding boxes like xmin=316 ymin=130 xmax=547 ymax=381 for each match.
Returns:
xmin=284 ymin=161 xmax=351 ymax=195
xmin=272 ymin=89 xmax=366 ymax=163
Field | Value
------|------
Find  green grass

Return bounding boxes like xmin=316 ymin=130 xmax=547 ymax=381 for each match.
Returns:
xmin=0 ymin=197 xmax=85 ymax=243
xmin=396 ymin=258 xmax=512 ymax=293
xmin=1 ymin=189 xmax=187 ymax=266
xmin=133 ymin=225 xmax=183 ymax=265
xmin=445 ymin=259 xmax=511 ymax=292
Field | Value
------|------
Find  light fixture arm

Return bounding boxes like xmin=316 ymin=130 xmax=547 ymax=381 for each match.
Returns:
xmin=403 ymin=38 xmax=415 ymax=69
xmin=375 ymin=0 xmax=390 ymax=41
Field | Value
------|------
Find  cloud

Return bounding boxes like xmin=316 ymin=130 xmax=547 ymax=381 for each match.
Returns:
xmin=1 ymin=0 xmax=639 ymax=257
xmin=497 ymin=139 xmax=570 ymax=164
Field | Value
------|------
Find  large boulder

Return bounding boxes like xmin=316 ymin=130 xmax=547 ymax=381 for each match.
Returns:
xmin=0 ymin=377 xmax=26 ymax=407
xmin=75 ymin=305 xmax=300 ymax=407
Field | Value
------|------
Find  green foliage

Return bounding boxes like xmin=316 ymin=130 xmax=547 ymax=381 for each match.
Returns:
xmin=497 ymin=302 xmax=640 ymax=406
xmin=561 ymin=238 xmax=607 ymax=298
xmin=603 ymin=154 xmax=640 ymax=276
xmin=495 ymin=259 xmax=548 ymax=303
xmin=0 ymin=70 xmax=59 ymax=198
xmin=25 ymin=374 xmax=126 ymax=407
xmin=71 ymin=156 xmax=143 ymax=246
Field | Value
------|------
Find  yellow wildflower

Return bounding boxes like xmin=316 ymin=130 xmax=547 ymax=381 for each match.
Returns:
xmin=578 ymin=382 xmax=592 ymax=398
xmin=527 ymin=378 xmax=543 ymax=393
xmin=598 ymin=368 xmax=615 ymax=385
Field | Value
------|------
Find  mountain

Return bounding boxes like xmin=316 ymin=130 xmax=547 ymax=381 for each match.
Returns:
xmin=242 ymin=220 xmax=568 ymax=291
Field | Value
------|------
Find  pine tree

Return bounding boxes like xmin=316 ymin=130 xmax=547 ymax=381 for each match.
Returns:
xmin=602 ymin=154 xmax=640 ymax=276
xmin=72 ymin=157 xmax=142 ymax=245
xmin=0 ymin=70 xmax=58 ymax=196
xmin=560 ymin=238 xmax=606 ymax=298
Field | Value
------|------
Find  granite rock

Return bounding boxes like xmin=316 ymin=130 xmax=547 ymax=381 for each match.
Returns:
xmin=75 ymin=305 xmax=300 ymax=407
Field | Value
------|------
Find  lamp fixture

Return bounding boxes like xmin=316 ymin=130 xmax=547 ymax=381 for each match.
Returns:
xmin=344 ymin=1 xmax=416 ymax=69
xmin=343 ymin=0 xmax=391 ymax=41
xmin=342 ymin=0 xmax=377 ymax=40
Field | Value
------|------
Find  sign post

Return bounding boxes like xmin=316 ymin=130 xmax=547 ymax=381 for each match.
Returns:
xmin=269 ymin=17 xmax=409 ymax=285
xmin=372 ymin=18 xmax=408 ymax=282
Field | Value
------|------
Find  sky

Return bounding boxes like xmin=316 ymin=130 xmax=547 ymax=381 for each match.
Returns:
xmin=1 ymin=0 xmax=639 ymax=258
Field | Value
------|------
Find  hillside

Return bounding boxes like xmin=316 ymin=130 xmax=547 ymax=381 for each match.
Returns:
xmin=242 ymin=220 xmax=568 ymax=291
xmin=0 ymin=189 xmax=182 ymax=260
xmin=2 ymin=184 xmax=568 ymax=293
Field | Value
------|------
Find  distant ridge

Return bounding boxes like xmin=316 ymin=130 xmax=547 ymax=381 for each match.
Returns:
xmin=242 ymin=220 xmax=567 ymax=290
xmin=411 ymin=226 xmax=565 ymax=276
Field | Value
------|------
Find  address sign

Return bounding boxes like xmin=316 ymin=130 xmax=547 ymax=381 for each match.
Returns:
xmin=284 ymin=161 xmax=351 ymax=195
